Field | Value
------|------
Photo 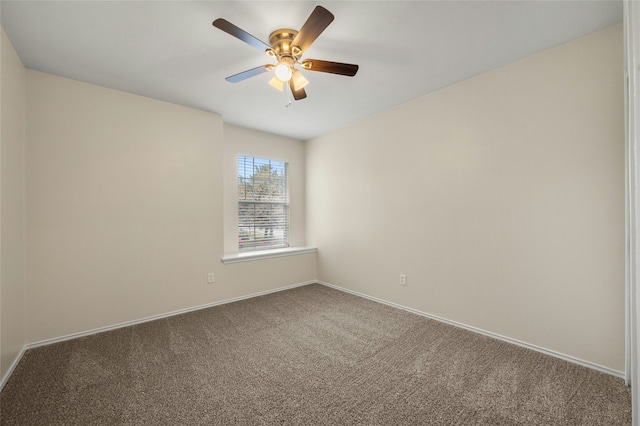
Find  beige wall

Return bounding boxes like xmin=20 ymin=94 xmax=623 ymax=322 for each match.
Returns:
xmin=223 ymin=124 xmax=307 ymax=254
xmin=307 ymin=25 xmax=625 ymax=371
xmin=1 ymin=29 xmax=27 ymax=380
xmin=25 ymin=71 xmax=315 ymax=343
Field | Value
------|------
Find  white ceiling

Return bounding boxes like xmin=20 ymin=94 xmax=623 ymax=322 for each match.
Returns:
xmin=1 ymin=1 xmax=623 ymax=140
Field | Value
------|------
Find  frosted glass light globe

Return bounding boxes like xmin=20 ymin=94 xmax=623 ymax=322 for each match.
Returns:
xmin=274 ymin=62 xmax=293 ymax=82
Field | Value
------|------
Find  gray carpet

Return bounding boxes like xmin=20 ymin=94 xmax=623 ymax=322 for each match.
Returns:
xmin=0 ymin=284 xmax=631 ymax=425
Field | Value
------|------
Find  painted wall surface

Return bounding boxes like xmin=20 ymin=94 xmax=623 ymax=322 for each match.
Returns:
xmin=306 ymin=25 xmax=625 ymax=371
xmin=25 ymin=71 xmax=315 ymax=343
xmin=1 ymin=29 xmax=26 ymax=380
xmin=223 ymin=124 xmax=307 ymax=254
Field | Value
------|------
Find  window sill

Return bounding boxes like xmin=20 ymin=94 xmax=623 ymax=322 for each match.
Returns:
xmin=221 ymin=247 xmax=317 ymax=264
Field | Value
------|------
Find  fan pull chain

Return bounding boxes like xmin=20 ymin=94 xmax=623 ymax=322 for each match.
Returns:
xmin=285 ymin=83 xmax=292 ymax=108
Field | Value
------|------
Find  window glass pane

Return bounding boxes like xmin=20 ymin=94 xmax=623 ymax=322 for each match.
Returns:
xmin=238 ymin=156 xmax=289 ymax=251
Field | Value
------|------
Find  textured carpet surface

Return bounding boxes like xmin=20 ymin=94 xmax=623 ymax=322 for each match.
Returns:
xmin=0 ymin=284 xmax=631 ymax=425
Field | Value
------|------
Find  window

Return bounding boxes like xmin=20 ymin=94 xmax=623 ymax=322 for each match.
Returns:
xmin=237 ymin=156 xmax=289 ymax=251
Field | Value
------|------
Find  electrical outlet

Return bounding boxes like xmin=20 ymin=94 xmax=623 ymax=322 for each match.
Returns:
xmin=400 ymin=274 xmax=407 ymax=286
xmin=207 ymin=272 xmax=215 ymax=284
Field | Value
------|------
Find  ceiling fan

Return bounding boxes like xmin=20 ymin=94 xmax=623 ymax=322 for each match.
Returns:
xmin=212 ymin=5 xmax=359 ymax=101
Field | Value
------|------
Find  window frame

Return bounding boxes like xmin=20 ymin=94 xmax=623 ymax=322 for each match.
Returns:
xmin=237 ymin=155 xmax=290 ymax=252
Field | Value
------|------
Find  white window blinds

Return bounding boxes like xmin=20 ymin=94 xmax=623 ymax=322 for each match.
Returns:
xmin=237 ymin=156 xmax=289 ymax=251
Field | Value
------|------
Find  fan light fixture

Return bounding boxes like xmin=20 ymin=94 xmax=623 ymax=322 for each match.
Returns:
xmin=291 ymin=70 xmax=309 ymax=91
xmin=274 ymin=62 xmax=293 ymax=82
xmin=268 ymin=76 xmax=285 ymax=91
xmin=269 ymin=69 xmax=308 ymax=92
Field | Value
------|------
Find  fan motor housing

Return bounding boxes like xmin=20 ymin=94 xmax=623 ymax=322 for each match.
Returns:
xmin=268 ymin=29 xmax=300 ymax=58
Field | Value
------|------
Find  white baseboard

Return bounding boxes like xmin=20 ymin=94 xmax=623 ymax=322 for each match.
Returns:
xmin=317 ymin=280 xmax=625 ymax=379
xmin=0 ymin=345 xmax=28 ymax=391
xmin=1 ymin=279 xmax=623 ymax=390
xmin=0 ymin=280 xmax=315 ymax=389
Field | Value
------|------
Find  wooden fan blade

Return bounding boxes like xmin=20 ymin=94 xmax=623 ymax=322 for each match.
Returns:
xmin=289 ymin=80 xmax=307 ymax=100
xmin=301 ymin=59 xmax=359 ymax=76
xmin=213 ymin=18 xmax=271 ymax=52
xmin=291 ymin=6 xmax=334 ymax=55
xmin=226 ymin=65 xmax=271 ymax=83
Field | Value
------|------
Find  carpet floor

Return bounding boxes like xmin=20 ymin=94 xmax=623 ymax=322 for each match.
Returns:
xmin=0 ymin=284 xmax=631 ymax=425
